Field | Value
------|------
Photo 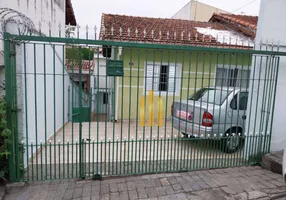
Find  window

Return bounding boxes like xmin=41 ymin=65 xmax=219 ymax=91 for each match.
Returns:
xmin=189 ymin=88 xmax=232 ymax=105
xmin=103 ymin=93 xmax=108 ymax=104
xmin=215 ymin=66 xmax=251 ymax=88
xmin=230 ymin=92 xmax=248 ymax=110
xmin=145 ymin=64 xmax=177 ymax=93
xmin=239 ymin=92 xmax=248 ymax=110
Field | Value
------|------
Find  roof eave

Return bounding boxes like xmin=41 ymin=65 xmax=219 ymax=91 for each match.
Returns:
xmin=66 ymin=0 xmax=77 ymax=26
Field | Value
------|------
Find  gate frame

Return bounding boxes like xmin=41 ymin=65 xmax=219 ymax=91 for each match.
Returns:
xmin=4 ymin=31 xmax=286 ymax=182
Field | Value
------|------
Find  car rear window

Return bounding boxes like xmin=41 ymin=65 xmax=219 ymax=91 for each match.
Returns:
xmin=188 ymin=88 xmax=232 ymax=105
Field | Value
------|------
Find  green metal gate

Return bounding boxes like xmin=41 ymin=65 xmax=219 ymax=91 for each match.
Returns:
xmin=4 ymin=30 xmax=286 ymax=182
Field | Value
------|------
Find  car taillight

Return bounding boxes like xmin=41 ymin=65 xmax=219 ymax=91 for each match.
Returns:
xmin=202 ymin=111 xmax=213 ymax=127
xmin=188 ymin=113 xmax=192 ymax=120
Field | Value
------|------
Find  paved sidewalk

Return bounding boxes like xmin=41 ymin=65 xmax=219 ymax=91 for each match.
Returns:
xmin=4 ymin=166 xmax=286 ymax=200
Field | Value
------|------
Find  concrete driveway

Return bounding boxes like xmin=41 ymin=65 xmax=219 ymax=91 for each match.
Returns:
xmin=27 ymin=121 xmax=244 ymax=180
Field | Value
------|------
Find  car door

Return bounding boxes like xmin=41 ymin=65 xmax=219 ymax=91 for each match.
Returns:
xmin=238 ymin=92 xmax=248 ymax=130
xmin=229 ymin=91 xmax=248 ymax=131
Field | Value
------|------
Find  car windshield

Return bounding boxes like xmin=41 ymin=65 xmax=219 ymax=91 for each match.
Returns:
xmin=188 ymin=88 xmax=232 ymax=105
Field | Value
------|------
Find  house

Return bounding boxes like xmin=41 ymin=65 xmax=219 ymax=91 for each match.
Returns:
xmin=245 ymin=0 xmax=286 ymax=152
xmin=99 ymin=13 xmax=257 ymax=122
xmin=0 ymin=0 xmax=77 ymax=161
xmin=92 ymin=50 xmax=114 ymax=122
xmin=172 ymin=0 xmax=229 ymax=22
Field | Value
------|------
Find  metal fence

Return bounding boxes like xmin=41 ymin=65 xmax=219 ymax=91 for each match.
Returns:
xmin=4 ymin=30 xmax=286 ymax=182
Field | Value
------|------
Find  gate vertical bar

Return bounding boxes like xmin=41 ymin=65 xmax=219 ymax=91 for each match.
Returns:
xmin=78 ymin=47 xmax=84 ymax=178
xmin=4 ymin=33 xmax=16 ymax=182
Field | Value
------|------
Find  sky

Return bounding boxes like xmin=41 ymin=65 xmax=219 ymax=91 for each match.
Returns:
xmin=71 ymin=0 xmax=261 ymax=38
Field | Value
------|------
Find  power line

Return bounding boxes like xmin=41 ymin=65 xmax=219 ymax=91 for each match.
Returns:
xmin=232 ymin=0 xmax=258 ymax=13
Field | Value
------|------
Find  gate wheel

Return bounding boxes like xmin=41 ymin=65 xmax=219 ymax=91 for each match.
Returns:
xmin=222 ymin=128 xmax=245 ymax=154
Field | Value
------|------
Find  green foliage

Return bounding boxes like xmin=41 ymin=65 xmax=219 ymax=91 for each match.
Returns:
xmin=66 ymin=46 xmax=95 ymax=62
xmin=81 ymin=48 xmax=95 ymax=60
xmin=0 ymin=98 xmax=11 ymax=181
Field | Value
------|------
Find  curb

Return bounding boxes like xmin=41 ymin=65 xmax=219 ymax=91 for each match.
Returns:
xmin=5 ymin=182 xmax=26 ymax=195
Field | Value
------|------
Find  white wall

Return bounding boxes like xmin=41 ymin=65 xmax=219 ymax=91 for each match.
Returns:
xmin=246 ymin=0 xmax=286 ymax=153
xmin=0 ymin=0 xmax=70 ymax=152
xmin=171 ymin=1 xmax=191 ymax=20
xmin=172 ymin=0 xmax=229 ymax=21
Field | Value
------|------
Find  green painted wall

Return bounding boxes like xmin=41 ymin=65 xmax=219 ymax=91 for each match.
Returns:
xmin=116 ymin=48 xmax=252 ymax=121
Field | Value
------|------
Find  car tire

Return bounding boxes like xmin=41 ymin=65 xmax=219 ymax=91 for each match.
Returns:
xmin=222 ymin=129 xmax=244 ymax=154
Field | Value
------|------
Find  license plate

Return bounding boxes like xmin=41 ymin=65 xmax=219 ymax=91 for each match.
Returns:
xmin=176 ymin=110 xmax=192 ymax=120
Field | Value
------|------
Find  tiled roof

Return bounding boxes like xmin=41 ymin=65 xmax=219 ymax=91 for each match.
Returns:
xmin=66 ymin=60 xmax=94 ymax=71
xmin=209 ymin=13 xmax=258 ymax=38
xmin=99 ymin=13 xmax=253 ymax=48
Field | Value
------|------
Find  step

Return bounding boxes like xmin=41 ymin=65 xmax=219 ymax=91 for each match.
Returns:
xmin=261 ymin=150 xmax=283 ymax=175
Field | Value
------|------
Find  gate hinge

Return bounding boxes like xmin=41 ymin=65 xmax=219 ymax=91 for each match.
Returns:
xmin=9 ymin=52 xmax=16 ymax=56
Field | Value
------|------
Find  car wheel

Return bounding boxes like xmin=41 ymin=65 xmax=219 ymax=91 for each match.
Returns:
xmin=222 ymin=129 xmax=244 ymax=154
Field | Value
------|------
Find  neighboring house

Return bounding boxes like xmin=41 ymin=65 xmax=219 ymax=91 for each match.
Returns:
xmin=99 ymin=13 xmax=257 ymax=121
xmin=93 ymin=51 xmax=114 ymax=122
xmin=0 ymin=0 xmax=76 ymax=154
xmin=172 ymin=0 xmax=229 ymax=22
xmin=66 ymin=59 xmax=94 ymax=122
xmin=209 ymin=13 xmax=258 ymax=39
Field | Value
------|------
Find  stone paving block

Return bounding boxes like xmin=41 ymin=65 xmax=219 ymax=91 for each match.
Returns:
xmin=189 ymin=181 xmax=202 ymax=191
xmin=175 ymin=176 xmax=187 ymax=184
xmin=154 ymin=179 xmax=162 ymax=187
xmin=63 ymin=188 xmax=74 ymax=200
xmin=172 ymin=183 xmax=183 ymax=192
xmin=119 ymin=191 xmax=129 ymax=200
xmin=212 ymin=178 xmax=229 ymax=187
xmin=227 ymin=192 xmax=248 ymax=200
xmin=82 ymin=196 xmax=91 ymax=200
xmin=228 ymin=184 xmax=244 ymax=194
xmin=92 ymin=181 xmax=101 ymax=186
xmin=222 ymin=186 xmax=236 ymax=195
xmin=48 ymin=184 xmax=59 ymax=191
xmin=167 ymin=177 xmax=177 ymax=185
xmin=181 ymin=183 xmax=193 ymax=192
xmin=164 ymin=186 xmax=175 ymax=195
xmin=135 ymin=180 xmax=145 ymax=189
xmin=110 ymin=183 xmax=118 ymax=192
xmin=144 ymin=179 xmax=155 ymax=188
xmin=117 ymin=182 xmax=127 ymax=192
xmin=158 ymin=196 xmax=171 ymax=200
xmin=248 ymin=190 xmax=267 ymax=199
xmin=110 ymin=192 xmax=119 ymax=200
xmin=53 ymin=183 xmax=68 ymax=200
xmin=82 ymin=185 xmax=92 ymax=197
xmin=175 ymin=193 xmax=188 ymax=200
xmin=91 ymin=185 xmax=100 ymax=195
xmin=100 ymin=185 xmax=109 ymax=195
xmin=156 ymin=187 xmax=167 ymax=196
xmin=146 ymin=187 xmax=158 ymax=198
xmin=141 ymin=175 xmax=150 ymax=180
xmin=270 ymin=180 xmax=286 ymax=187
xmin=100 ymin=193 xmax=110 ymax=200
xmin=128 ymin=189 xmax=138 ymax=200
xmin=127 ymin=182 xmax=136 ymax=191
xmin=91 ymin=195 xmax=100 ymax=200
xmin=165 ymin=173 xmax=174 ymax=177
xmin=205 ymin=180 xmax=219 ymax=188
xmin=265 ymin=172 xmax=283 ymax=180
xmin=160 ymin=178 xmax=170 ymax=186
xmin=197 ymin=181 xmax=210 ymax=189
xmin=138 ymin=188 xmax=148 ymax=199
xmin=73 ymin=187 xmax=83 ymax=199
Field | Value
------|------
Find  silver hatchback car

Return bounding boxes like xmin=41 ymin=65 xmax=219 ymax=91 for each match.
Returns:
xmin=171 ymin=87 xmax=248 ymax=153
